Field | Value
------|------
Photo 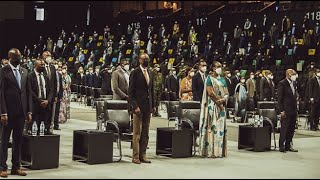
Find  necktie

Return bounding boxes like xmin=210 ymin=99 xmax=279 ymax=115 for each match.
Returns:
xmin=143 ymin=69 xmax=149 ymax=85
xmin=46 ymin=66 xmax=51 ymax=80
xmin=39 ymin=73 xmax=45 ymax=99
xmin=14 ymin=68 xmax=21 ymax=89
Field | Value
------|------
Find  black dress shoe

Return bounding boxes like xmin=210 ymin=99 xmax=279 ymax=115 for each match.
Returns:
xmin=279 ymin=148 xmax=286 ymax=153
xmin=286 ymin=147 xmax=298 ymax=152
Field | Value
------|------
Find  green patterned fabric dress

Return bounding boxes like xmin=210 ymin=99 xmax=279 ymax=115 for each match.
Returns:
xmin=199 ymin=75 xmax=229 ymax=158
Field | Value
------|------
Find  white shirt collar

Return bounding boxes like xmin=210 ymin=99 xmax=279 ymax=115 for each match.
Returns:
xmin=9 ymin=63 xmax=20 ymax=71
xmin=140 ymin=65 xmax=147 ymax=72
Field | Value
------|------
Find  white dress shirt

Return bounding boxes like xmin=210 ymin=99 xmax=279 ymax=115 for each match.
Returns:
xmin=35 ymin=70 xmax=47 ymax=99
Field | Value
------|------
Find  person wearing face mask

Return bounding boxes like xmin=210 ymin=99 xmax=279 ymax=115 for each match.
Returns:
xmin=307 ymin=62 xmax=316 ymax=79
xmin=224 ymin=70 xmax=234 ymax=97
xmin=192 ymin=60 xmax=207 ymax=102
xmin=166 ymin=68 xmax=180 ymax=100
xmin=234 ymin=76 xmax=248 ymax=122
xmin=254 ymin=70 xmax=262 ymax=101
xmin=231 ymin=70 xmax=241 ymax=86
xmin=308 ymin=68 xmax=320 ymax=131
xmin=246 ymin=72 xmax=256 ymax=99
xmin=29 ymin=59 xmax=53 ymax=135
xmin=92 ymin=66 xmax=102 ymax=89
xmin=260 ymin=70 xmax=275 ymax=101
xmin=59 ymin=66 xmax=72 ymax=124
xmin=278 ymin=69 xmax=299 ymax=153
xmin=128 ymin=53 xmax=154 ymax=164
xmin=111 ymin=59 xmax=130 ymax=100
xmin=85 ymin=67 xmax=94 ymax=88
xmin=52 ymin=60 xmax=63 ymax=131
xmin=152 ymin=64 xmax=163 ymax=117
xmin=42 ymin=51 xmax=58 ymax=133
xmin=0 ymin=48 xmax=32 ymax=177
xmin=199 ymin=61 xmax=228 ymax=158
xmin=99 ymin=65 xmax=113 ymax=95
xmin=179 ymin=67 xmax=194 ymax=101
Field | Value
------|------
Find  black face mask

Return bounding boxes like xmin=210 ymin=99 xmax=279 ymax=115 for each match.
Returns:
xmin=11 ymin=56 xmax=21 ymax=66
xmin=142 ymin=60 xmax=149 ymax=68
xmin=37 ymin=66 xmax=45 ymax=73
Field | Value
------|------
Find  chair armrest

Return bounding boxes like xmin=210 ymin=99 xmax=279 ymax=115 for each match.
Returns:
xmin=181 ymin=118 xmax=194 ymax=130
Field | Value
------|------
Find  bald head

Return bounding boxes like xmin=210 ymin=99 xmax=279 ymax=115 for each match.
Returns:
xmin=8 ymin=48 xmax=21 ymax=66
xmin=139 ymin=53 xmax=150 ymax=67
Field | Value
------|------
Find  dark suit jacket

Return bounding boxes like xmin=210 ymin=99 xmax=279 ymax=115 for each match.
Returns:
xmin=29 ymin=71 xmax=53 ymax=111
xmin=43 ymin=65 xmax=57 ymax=99
xmin=85 ymin=73 xmax=94 ymax=87
xmin=112 ymin=67 xmax=129 ymax=100
xmin=167 ymin=75 xmax=180 ymax=97
xmin=225 ymin=77 xmax=235 ymax=96
xmin=100 ymin=70 xmax=112 ymax=95
xmin=92 ymin=73 xmax=102 ymax=88
xmin=75 ymin=73 xmax=86 ymax=85
xmin=277 ymin=78 xmax=298 ymax=115
xmin=128 ymin=67 xmax=154 ymax=114
xmin=308 ymin=76 xmax=320 ymax=102
xmin=0 ymin=65 xmax=32 ymax=118
xmin=260 ymin=77 xmax=275 ymax=101
xmin=56 ymin=72 xmax=63 ymax=99
xmin=192 ymin=72 xmax=204 ymax=101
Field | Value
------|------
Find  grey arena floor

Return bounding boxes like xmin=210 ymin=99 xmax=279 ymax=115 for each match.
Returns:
xmin=5 ymin=102 xmax=320 ymax=179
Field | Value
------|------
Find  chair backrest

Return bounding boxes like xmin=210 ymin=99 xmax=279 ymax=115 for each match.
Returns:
xmin=95 ymin=101 xmax=105 ymax=121
xmin=178 ymin=101 xmax=201 ymax=130
xmin=166 ymin=101 xmax=180 ymax=119
xmin=100 ymin=95 xmax=113 ymax=99
xmin=298 ymin=101 xmax=308 ymax=114
xmin=104 ymin=100 xmax=131 ymax=132
xmin=259 ymin=109 xmax=278 ymax=128
xmin=257 ymin=101 xmax=278 ymax=110
xmin=246 ymin=97 xmax=255 ymax=111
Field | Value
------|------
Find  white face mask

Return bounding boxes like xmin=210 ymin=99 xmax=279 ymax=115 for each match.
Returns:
xmin=250 ymin=75 xmax=255 ymax=79
xmin=156 ymin=68 xmax=160 ymax=72
xmin=290 ymin=75 xmax=297 ymax=81
xmin=124 ymin=64 xmax=130 ymax=71
xmin=108 ymin=70 xmax=112 ymax=73
xmin=311 ymin=65 xmax=314 ymax=69
xmin=89 ymin=70 xmax=93 ymax=74
xmin=172 ymin=71 xmax=176 ymax=75
xmin=227 ymin=73 xmax=231 ymax=78
xmin=54 ymin=65 xmax=58 ymax=70
xmin=45 ymin=57 xmax=52 ymax=64
xmin=189 ymin=72 xmax=195 ymax=77
xmin=317 ymin=73 xmax=320 ymax=77
xmin=268 ymin=75 xmax=274 ymax=80
xmin=241 ymin=79 xmax=246 ymax=83
xmin=236 ymin=73 xmax=240 ymax=76
xmin=215 ymin=68 xmax=222 ymax=75
xmin=62 ymin=69 xmax=66 ymax=74
xmin=95 ymin=69 xmax=100 ymax=73
xmin=200 ymin=66 xmax=207 ymax=73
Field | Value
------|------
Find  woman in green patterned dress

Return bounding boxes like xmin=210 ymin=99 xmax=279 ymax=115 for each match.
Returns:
xmin=199 ymin=61 xmax=229 ymax=158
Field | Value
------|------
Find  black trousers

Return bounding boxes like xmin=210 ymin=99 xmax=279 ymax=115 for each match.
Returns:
xmin=32 ymin=104 xmax=51 ymax=133
xmin=310 ymin=101 xmax=320 ymax=128
xmin=0 ymin=113 xmax=25 ymax=171
xmin=279 ymin=113 xmax=297 ymax=149
xmin=54 ymin=100 xmax=61 ymax=129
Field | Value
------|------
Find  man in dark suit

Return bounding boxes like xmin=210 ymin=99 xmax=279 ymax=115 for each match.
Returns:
xmin=0 ymin=48 xmax=32 ymax=177
xmin=92 ymin=66 xmax=102 ymax=88
xmin=278 ymin=69 xmax=299 ymax=153
xmin=128 ymin=53 xmax=154 ymax=164
xmin=166 ymin=68 xmax=180 ymax=100
xmin=99 ymin=65 xmax=113 ymax=95
xmin=224 ymin=70 xmax=235 ymax=96
xmin=260 ymin=70 xmax=275 ymax=101
xmin=231 ymin=70 xmax=241 ymax=90
xmin=112 ymin=59 xmax=130 ymax=100
xmin=53 ymin=61 xmax=63 ymax=130
xmin=42 ymin=51 xmax=57 ymax=133
xmin=85 ymin=67 xmax=94 ymax=87
xmin=29 ymin=59 xmax=54 ymax=134
xmin=308 ymin=68 xmax=320 ymax=131
xmin=192 ymin=60 xmax=207 ymax=102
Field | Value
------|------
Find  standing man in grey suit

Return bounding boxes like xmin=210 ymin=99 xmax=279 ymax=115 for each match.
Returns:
xmin=128 ymin=53 xmax=154 ymax=164
xmin=111 ymin=59 xmax=130 ymax=100
xmin=0 ymin=48 xmax=32 ymax=177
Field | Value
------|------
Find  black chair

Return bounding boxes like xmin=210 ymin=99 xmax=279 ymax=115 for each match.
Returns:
xmin=297 ymin=101 xmax=310 ymax=130
xmin=103 ymin=100 xmax=132 ymax=162
xmin=244 ymin=97 xmax=256 ymax=123
xmin=227 ymin=96 xmax=236 ymax=118
xmin=257 ymin=101 xmax=278 ymax=110
xmin=178 ymin=101 xmax=201 ymax=156
xmin=79 ymin=85 xmax=87 ymax=105
xmin=165 ymin=101 xmax=180 ymax=126
xmin=258 ymin=109 xmax=278 ymax=150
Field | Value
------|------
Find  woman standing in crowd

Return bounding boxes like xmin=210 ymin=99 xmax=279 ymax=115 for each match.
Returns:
xmin=179 ymin=67 xmax=194 ymax=101
xmin=59 ymin=65 xmax=72 ymax=123
xmin=199 ymin=61 xmax=229 ymax=158
xmin=234 ymin=76 xmax=248 ymax=122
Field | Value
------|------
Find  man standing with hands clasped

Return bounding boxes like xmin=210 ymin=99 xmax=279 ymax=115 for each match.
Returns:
xmin=277 ymin=69 xmax=299 ymax=153
xmin=129 ymin=53 xmax=154 ymax=164
xmin=0 ymin=48 xmax=32 ymax=177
